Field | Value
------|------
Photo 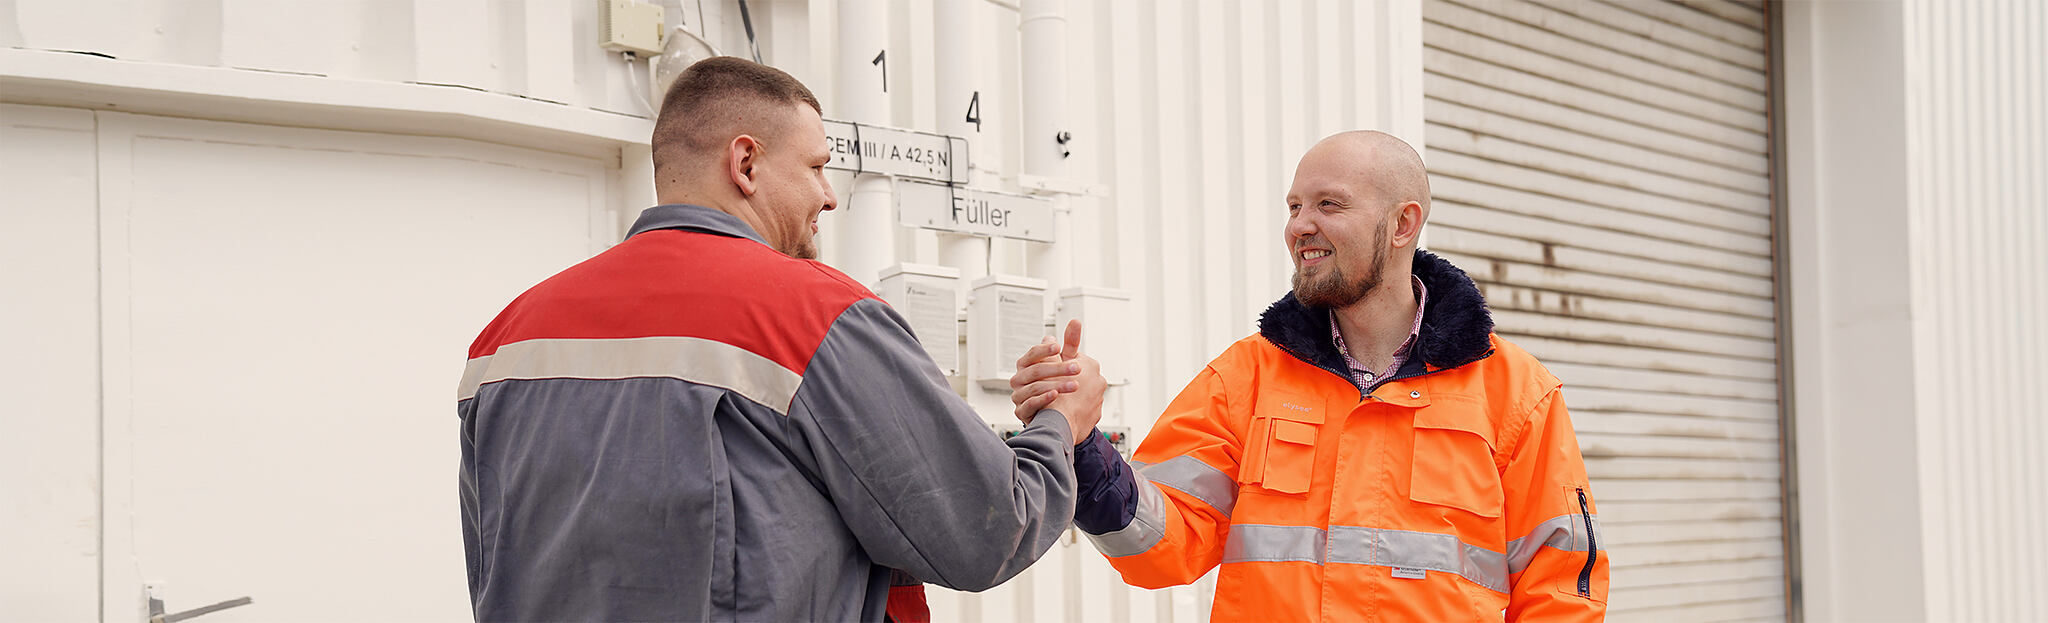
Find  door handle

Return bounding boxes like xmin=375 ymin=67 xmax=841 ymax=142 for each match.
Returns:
xmin=146 ymin=587 xmax=253 ymax=623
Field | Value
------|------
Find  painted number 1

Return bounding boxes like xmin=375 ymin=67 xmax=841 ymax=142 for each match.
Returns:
xmin=872 ymin=50 xmax=887 ymax=92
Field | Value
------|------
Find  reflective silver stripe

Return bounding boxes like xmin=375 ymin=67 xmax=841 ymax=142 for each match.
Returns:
xmin=1220 ymin=524 xmax=1514 ymax=594
xmin=1223 ymin=524 xmax=1326 ymax=564
xmin=1138 ymin=456 xmax=1238 ymax=517
xmin=1329 ymin=526 xmax=1510 ymax=594
xmin=455 ymin=337 xmax=804 ymax=415
xmin=1504 ymin=513 xmax=1600 ymax=574
xmin=1085 ymin=473 xmax=1169 ymax=557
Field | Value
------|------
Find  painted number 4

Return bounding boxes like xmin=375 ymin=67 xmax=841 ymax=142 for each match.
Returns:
xmin=965 ymin=91 xmax=982 ymax=132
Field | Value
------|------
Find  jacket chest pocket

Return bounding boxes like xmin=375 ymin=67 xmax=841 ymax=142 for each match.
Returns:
xmin=1241 ymin=395 xmax=1323 ymax=495
xmin=1409 ymin=406 xmax=1503 ymax=518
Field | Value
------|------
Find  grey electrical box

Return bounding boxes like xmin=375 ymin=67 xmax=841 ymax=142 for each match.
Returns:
xmin=1054 ymin=286 xmax=1134 ymax=385
xmin=876 ymin=264 xmax=962 ymax=377
xmin=994 ymin=423 xmax=1134 ymax=460
xmin=1099 ymin=425 xmax=1133 ymax=459
xmin=969 ymin=274 xmax=1049 ymax=389
xmin=600 ymin=0 xmax=666 ymax=56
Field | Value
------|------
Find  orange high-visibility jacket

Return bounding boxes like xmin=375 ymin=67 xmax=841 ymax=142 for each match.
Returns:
xmin=1081 ymin=251 xmax=1607 ymax=621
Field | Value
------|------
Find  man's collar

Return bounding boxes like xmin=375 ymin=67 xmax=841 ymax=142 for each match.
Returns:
xmin=626 ymin=204 xmax=768 ymax=246
xmin=1259 ymin=248 xmax=1494 ymax=378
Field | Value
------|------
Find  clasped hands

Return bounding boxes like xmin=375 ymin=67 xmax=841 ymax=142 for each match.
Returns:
xmin=1008 ymin=320 xmax=1109 ymax=445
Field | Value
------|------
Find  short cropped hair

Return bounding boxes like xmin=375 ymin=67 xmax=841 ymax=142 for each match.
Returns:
xmin=652 ymin=56 xmax=822 ymax=177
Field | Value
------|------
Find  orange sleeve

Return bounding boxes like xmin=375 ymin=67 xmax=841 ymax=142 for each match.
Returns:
xmin=1086 ymin=365 xmax=1244 ymax=588
xmin=1501 ymin=387 xmax=1609 ymax=622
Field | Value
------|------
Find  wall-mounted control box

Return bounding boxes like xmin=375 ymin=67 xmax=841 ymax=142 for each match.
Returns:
xmin=994 ymin=423 xmax=1133 ymax=460
xmin=600 ymin=0 xmax=666 ymax=56
xmin=877 ymin=263 xmax=963 ymax=377
xmin=969 ymin=274 xmax=1049 ymax=389
xmin=1098 ymin=425 xmax=1133 ymax=459
xmin=1054 ymin=287 xmax=1133 ymax=385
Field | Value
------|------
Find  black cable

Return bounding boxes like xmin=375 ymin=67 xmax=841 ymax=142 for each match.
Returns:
xmin=736 ymin=0 xmax=763 ymax=64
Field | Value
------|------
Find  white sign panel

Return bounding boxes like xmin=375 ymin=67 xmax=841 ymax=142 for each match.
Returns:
xmin=823 ymin=120 xmax=969 ymax=184
xmin=896 ymin=179 xmax=1056 ymax=242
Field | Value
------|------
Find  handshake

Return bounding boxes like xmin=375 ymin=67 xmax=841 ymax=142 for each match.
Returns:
xmin=1006 ymin=319 xmax=1110 ymax=446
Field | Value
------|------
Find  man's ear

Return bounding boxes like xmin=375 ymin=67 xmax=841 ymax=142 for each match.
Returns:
xmin=728 ymin=135 xmax=762 ymax=197
xmin=1391 ymin=200 xmax=1424 ymax=249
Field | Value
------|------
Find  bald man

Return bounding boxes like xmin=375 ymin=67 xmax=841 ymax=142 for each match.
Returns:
xmin=458 ymin=57 xmax=1102 ymax=622
xmin=1011 ymin=131 xmax=1608 ymax=621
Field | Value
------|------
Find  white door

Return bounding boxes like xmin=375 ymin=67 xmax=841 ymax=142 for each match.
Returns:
xmin=0 ymin=106 xmax=618 ymax=621
xmin=1421 ymin=0 xmax=1782 ymax=620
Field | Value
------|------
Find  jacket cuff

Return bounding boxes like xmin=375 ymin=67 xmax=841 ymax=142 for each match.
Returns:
xmin=1025 ymin=408 xmax=1075 ymax=458
xmin=1072 ymin=429 xmax=1139 ymax=534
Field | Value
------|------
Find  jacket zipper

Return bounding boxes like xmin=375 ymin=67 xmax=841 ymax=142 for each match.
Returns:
xmin=1575 ymin=487 xmax=1597 ymax=597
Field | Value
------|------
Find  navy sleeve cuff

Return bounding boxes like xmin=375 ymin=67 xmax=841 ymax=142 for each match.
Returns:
xmin=1071 ymin=429 xmax=1140 ymax=534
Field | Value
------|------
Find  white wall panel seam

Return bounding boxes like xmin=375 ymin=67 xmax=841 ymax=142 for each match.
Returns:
xmin=1191 ymin=0 xmax=1227 ymax=356
xmin=1135 ymin=0 xmax=1174 ymax=435
xmin=1240 ymin=0 xmax=1268 ymax=335
xmin=93 ymin=110 xmax=142 ymax=623
xmin=1215 ymin=0 xmax=1250 ymax=341
xmin=1924 ymin=10 xmax=1953 ymax=609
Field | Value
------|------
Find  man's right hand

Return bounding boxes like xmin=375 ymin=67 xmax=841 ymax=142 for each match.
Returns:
xmin=1008 ymin=319 xmax=1107 ymax=445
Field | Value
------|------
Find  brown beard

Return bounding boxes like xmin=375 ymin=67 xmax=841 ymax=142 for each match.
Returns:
xmin=1292 ymin=225 xmax=1387 ymax=309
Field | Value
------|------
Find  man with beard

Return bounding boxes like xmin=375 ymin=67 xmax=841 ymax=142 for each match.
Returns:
xmin=457 ymin=57 xmax=1104 ymax=622
xmin=1010 ymin=131 xmax=1608 ymax=621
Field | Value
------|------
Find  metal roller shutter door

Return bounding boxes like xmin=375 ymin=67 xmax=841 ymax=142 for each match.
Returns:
xmin=1421 ymin=1 xmax=1784 ymax=620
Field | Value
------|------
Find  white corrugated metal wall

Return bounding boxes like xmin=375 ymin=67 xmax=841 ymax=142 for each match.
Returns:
xmin=1421 ymin=0 xmax=1785 ymax=620
xmin=0 ymin=0 xmax=652 ymax=120
xmin=1903 ymin=0 xmax=2048 ymax=619
xmin=816 ymin=2 xmax=1424 ymax=620
xmin=1781 ymin=1 xmax=2047 ymax=618
xmin=4 ymin=0 xmax=1423 ymax=619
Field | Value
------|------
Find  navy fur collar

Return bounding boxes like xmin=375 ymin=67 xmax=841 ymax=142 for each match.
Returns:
xmin=1257 ymin=249 xmax=1495 ymax=386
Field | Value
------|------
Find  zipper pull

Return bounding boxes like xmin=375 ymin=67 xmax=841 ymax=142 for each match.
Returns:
xmin=1575 ymin=486 xmax=1598 ymax=597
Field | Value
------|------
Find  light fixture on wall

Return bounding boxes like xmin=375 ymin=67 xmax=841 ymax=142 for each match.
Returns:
xmin=652 ymin=1 xmax=722 ymax=98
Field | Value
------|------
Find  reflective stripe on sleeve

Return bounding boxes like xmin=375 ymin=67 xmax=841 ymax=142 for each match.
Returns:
xmin=1137 ymin=456 xmax=1238 ymax=518
xmin=1219 ymin=524 xmax=1515 ymax=594
xmin=1085 ymin=472 xmax=1169 ymax=557
xmin=457 ymin=337 xmax=803 ymax=415
xmin=1223 ymin=524 xmax=1326 ymax=564
xmin=1504 ymin=513 xmax=1600 ymax=574
xmin=1084 ymin=456 xmax=1238 ymax=558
